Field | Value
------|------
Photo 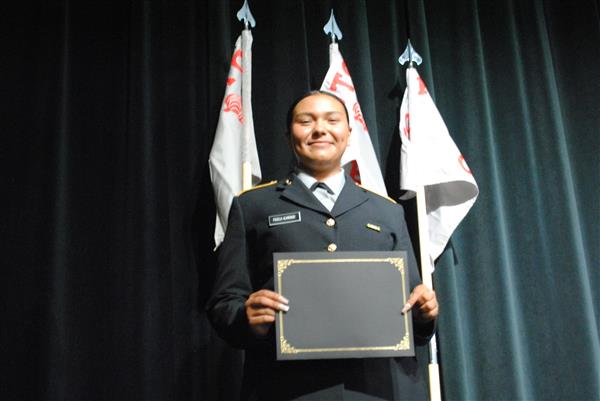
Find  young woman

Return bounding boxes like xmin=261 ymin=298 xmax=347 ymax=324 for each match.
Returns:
xmin=208 ymin=91 xmax=438 ymax=401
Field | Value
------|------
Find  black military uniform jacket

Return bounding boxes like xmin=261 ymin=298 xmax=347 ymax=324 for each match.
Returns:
xmin=207 ymin=173 xmax=434 ymax=401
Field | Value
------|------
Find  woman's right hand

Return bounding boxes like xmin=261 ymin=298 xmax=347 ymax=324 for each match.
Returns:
xmin=245 ymin=290 xmax=289 ymax=337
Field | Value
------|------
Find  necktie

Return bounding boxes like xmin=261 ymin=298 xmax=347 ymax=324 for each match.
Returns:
xmin=310 ymin=181 xmax=334 ymax=195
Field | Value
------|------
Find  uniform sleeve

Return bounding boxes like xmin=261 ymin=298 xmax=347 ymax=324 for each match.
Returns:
xmin=393 ymin=205 xmax=436 ymax=344
xmin=206 ymin=197 xmax=256 ymax=349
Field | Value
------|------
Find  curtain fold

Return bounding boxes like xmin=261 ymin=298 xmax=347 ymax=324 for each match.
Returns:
xmin=2 ymin=1 xmax=598 ymax=400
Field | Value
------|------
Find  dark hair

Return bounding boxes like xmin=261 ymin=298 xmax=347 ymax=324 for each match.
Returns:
xmin=285 ymin=90 xmax=350 ymax=134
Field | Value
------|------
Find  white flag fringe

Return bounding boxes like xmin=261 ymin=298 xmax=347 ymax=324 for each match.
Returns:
xmin=209 ymin=30 xmax=261 ymax=248
xmin=399 ymin=66 xmax=479 ymax=262
xmin=320 ymin=43 xmax=387 ymax=195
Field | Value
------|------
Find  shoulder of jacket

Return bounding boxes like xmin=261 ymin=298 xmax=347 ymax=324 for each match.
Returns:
xmin=355 ymin=183 xmax=397 ymax=204
xmin=238 ymin=180 xmax=278 ymax=196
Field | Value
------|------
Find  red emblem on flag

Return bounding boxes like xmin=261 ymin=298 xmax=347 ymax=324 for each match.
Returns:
xmin=417 ymin=76 xmax=428 ymax=95
xmin=231 ymin=49 xmax=243 ymax=73
xmin=353 ymin=103 xmax=368 ymax=132
xmin=329 ymin=72 xmax=355 ymax=92
xmin=459 ymin=155 xmax=472 ymax=174
xmin=224 ymin=94 xmax=244 ymax=124
xmin=226 ymin=77 xmax=236 ymax=86
xmin=349 ymin=160 xmax=361 ymax=184
xmin=403 ymin=112 xmax=411 ymax=140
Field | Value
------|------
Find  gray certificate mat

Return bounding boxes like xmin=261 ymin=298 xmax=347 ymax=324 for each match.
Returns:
xmin=273 ymin=251 xmax=414 ymax=360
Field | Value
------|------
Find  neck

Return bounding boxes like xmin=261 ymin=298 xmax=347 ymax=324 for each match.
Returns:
xmin=298 ymin=165 xmax=342 ymax=181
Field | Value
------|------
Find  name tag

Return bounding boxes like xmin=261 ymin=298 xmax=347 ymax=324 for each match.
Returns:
xmin=269 ymin=212 xmax=301 ymax=226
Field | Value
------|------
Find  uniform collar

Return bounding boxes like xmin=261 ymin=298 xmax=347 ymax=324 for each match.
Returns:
xmin=330 ymin=176 xmax=370 ymax=216
xmin=294 ymin=168 xmax=346 ymax=198
xmin=277 ymin=171 xmax=369 ymax=217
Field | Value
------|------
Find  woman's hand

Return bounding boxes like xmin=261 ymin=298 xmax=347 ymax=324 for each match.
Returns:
xmin=245 ymin=290 xmax=289 ymax=337
xmin=401 ymin=284 xmax=438 ymax=322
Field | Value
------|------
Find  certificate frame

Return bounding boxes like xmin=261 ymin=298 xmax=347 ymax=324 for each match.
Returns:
xmin=273 ymin=251 xmax=414 ymax=360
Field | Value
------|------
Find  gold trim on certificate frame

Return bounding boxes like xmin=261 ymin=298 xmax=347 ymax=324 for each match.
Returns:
xmin=276 ymin=256 xmax=411 ymax=356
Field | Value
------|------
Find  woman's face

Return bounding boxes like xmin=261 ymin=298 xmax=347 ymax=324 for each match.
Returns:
xmin=290 ymin=93 xmax=351 ymax=178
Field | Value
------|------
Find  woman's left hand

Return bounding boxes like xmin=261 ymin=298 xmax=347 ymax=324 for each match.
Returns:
xmin=401 ymin=284 xmax=438 ymax=322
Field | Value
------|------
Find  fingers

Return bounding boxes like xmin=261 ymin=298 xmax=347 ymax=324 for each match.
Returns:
xmin=245 ymin=289 xmax=289 ymax=312
xmin=401 ymin=284 xmax=438 ymax=322
xmin=401 ymin=285 xmax=427 ymax=314
xmin=245 ymin=290 xmax=290 ymax=336
xmin=413 ymin=295 xmax=439 ymax=321
xmin=248 ymin=313 xmax=275 ymax=325
xmin=417 ymin=303 xmax=439 ymax=321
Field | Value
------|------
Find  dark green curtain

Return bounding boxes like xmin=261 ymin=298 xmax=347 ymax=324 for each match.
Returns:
xmin=2 ymin=1 xmax=598 ymax=400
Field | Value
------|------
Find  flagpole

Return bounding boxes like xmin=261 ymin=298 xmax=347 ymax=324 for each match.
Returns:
xmin=241 ymin=27 xmax=252 ymax=191
xmin=238 ymin=0 xmax=255 ymax=191
xmin=415 ymin=185 xmax=443 ymax=401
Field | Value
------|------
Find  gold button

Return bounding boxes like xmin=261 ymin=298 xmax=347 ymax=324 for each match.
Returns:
xmin=327 ymin=243 xmax=337 ymax=252
xmin=326 ymin=218 xmax=336 ymax=227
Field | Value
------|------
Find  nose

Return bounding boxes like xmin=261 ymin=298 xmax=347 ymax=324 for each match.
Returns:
xmin=313 ymin=118 xmax=327 ymax=136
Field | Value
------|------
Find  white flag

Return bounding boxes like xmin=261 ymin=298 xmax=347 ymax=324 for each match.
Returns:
xmin=399 ymin=66 xmax=479 ymax=261
xmin=320 ymin=43 xmax=387 ymax=195
xmin=209 ymin=30 xmax=261 ymax=248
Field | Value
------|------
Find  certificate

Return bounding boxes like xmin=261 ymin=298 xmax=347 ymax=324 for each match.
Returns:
xmin=273 ymin=251 xmax=414 ymax=360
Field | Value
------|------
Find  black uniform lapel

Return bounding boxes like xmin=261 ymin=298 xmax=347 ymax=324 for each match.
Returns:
xmin=278 ymin=174 xmax=330 ymax=214
xmin=330 ymin=177 xmax=369 ymax=217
